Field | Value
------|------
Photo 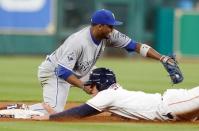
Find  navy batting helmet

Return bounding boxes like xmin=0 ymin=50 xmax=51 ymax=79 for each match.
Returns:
xmin=85 ymin=68 xmax=116 ymax=91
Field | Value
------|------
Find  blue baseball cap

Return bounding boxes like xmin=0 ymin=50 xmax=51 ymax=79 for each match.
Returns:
xmin=91 ymin=9 xmax=123 ymax=26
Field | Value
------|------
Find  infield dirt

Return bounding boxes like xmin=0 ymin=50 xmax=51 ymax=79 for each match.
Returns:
xmin=0 ymin=102 xmax=199 ymax=123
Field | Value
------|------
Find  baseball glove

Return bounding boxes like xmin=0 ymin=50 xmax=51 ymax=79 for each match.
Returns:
xmin=161 ymin=55 xmax=184 ymax=84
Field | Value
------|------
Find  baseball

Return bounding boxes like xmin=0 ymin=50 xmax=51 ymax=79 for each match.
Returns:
xmin=175 ymin=74 xmax=180 ymax=78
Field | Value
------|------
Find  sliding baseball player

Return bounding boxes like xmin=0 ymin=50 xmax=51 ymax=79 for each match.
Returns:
xmin=29 ymin=67 xmax=199 ymax=122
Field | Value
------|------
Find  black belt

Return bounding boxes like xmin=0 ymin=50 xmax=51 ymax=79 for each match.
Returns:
xmin=166 ymin=113 xmax=174 ymax=119
xmin=162 ymin=112 xmax=174 ymax=119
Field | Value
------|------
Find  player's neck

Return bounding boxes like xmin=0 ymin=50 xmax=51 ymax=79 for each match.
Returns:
xmin=90 ymin=28 xmax=101 ymax=45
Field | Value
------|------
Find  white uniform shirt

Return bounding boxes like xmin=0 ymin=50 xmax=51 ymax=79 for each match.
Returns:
xmin=46 ymin=26 xmax=131 ymax=78
xmin=86 ymin=84 xmax=166 ymax=121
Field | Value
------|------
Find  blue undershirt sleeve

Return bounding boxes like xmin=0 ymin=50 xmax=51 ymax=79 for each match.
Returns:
xmin=124 ymin=40 xmax=137 ymax=52
xmin=56 ymin=65 xmax=73 ymax=80
xmin=49 ymin=104 xmax=100 ymax=120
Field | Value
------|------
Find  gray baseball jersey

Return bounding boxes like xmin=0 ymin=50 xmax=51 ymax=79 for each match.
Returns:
xmin=29 ymin=26 xmax=132 ymax=113
xmin=47 ymin=26 xmax=131 ymax=78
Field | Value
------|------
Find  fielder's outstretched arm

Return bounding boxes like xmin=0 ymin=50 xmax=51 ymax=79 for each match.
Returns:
xmin=124 ymin=42 xmax=183 ymax=84
xmin=135 ymin=43 xmax=162 ymax=61
xmin=124 ymin=41 xmax=162 ymax=61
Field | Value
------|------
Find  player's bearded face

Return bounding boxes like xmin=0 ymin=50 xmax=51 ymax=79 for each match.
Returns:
xmin=98 ymin=24 xmax=113 ymax=38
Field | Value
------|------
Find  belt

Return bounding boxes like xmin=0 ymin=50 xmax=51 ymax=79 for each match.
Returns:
xmin=166 ymin=112 xmax=174 ymax=119
xmin=162 ymin=112 xmax=174 ymax=120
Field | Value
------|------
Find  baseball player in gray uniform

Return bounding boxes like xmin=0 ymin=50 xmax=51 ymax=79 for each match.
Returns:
xmin=20 ymin=9 xmax=177 ymax=114
xmin=32 ymin=68 xmax=199 ymax=122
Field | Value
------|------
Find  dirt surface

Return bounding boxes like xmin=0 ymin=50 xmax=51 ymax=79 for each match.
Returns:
xmin=0 ymin=102 xmax=199 ymax=123
xmin=0 ymin=102 xmax=126 ymax=122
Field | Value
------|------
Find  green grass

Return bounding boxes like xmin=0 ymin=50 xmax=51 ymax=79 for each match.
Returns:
xmin=0 ymin=56 xmax=199 ymax=102
xmin=0 ymin=56 xmax=199 ymax=131
xmin=0 ymin=56 xmax=43 ymax=101
xmin=0 ymin=122 xmax=198 ymax=131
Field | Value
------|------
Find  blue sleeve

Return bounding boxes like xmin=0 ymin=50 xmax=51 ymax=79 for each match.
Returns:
xmin=56 ymin=65 xmax=73 ymax=80
xmin=49 ymin=104 xmax=100 ymax=119
xmin=124 ymin=40 xmax=137 ymax=52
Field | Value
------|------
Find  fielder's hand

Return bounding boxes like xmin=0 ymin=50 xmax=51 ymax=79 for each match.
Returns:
xmin=160 ymin=55 xmax=184 ymax=84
